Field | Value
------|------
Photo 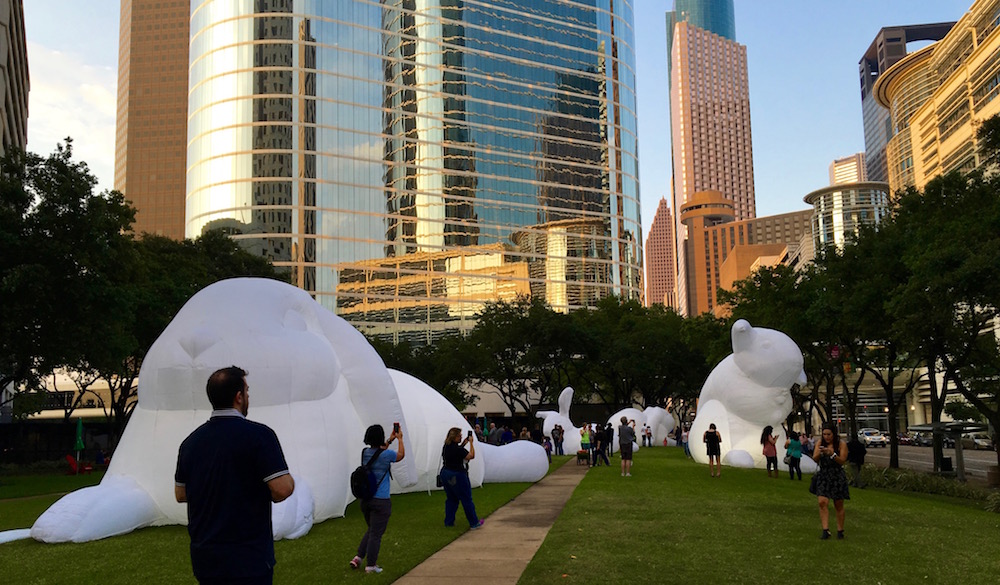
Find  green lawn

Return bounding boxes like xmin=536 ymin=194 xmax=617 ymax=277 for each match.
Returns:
xmin=520 ymin=448 xmax=1000 ymax=584
xmin=0 ymin=461 xmax=555 ymax=584
xmin=3 ymin=451 xmax=999 ymax=584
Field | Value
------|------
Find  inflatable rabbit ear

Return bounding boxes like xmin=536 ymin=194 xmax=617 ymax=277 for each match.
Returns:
xmin=558 ymin=387 xmax=574 ymax=418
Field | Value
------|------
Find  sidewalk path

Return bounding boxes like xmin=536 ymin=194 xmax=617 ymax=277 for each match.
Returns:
xmin=394 ymin=458 xmax=589 ymax=585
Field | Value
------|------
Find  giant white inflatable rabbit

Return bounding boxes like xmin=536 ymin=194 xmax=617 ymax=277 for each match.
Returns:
xmin=689 ymin=319 xmax=816 ymax=473
xmin=31 ymin=278 xmax=546 ymax=544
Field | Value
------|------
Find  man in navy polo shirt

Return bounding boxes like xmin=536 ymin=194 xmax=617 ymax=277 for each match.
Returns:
xmin=175 ymin=366 xmax=295 ymax=585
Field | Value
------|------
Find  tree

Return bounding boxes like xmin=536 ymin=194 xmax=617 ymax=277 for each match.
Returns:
xmin=888 ymin=172 xmax=1000 ymax=468
xmin=462 ymin=297 xmax=540 ymax=416
xmin=0 ymin=141 xmax=136 ymax=408
xmin=944 ymin=399 xmax=984 ymax=422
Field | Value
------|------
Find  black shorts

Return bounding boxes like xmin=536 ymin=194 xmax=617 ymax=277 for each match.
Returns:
xmin=620 ymin=443 xmax=634 ymax=460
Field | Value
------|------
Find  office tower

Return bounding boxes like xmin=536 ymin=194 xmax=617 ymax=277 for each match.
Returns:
xmin=186 ymin=1 xmax=642 ymax=342
xmin=804 ymin=182 xmax=889 ymax=250
xmin=679 ymin=191 xmax=810 ymax=317
xmin=645 ymin=198 xmax=675 ymax=308
xmin=876 ymin=0 xmax=1000 ymax=191
xmin=667 ymin=0 xmax=753 ymax=316
xmin=829 ymin=153 xmax=867 ymax=186
xmin=0 ymin=0 xmax=27 ymax=157
xmin=114 ymin=0 xmax=189 ymax=239
xmin=858 ymin=23 xmax=953 ymax=185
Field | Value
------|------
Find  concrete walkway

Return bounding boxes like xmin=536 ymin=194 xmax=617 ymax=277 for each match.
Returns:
xmin=394 ymin=458 xmax=589 ymax=585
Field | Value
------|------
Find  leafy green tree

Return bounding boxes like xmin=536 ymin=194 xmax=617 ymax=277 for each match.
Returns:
xmin=888 ymin=171 xmax=1000 ymax=467
xmin=462 ymin=297 xmax=539 ymax=415
xmin=944 ymin=399 xmax=984 ymax=422
xmin=0 ymin=142 xmax=135 ymax=408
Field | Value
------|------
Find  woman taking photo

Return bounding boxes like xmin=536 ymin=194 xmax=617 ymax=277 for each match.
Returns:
xmin=350 ymin=423 xmax=404 ymax=574
xmin=440 ymin=427 xmax=484 ymax=530
xmin=761 ymin=425 xmax=779 ymax=478
xmin=809 ymin=422 xmax=850 ymax=540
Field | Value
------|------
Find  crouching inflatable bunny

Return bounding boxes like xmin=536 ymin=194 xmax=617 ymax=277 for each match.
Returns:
xmin=31 ymin=278 xmax=546 ymax=544
xmin=689 ymin=320 xmax=815 ymax=472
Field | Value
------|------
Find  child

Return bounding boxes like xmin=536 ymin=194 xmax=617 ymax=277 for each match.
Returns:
xmin=543 ymin=436 xmax=553 ymax=463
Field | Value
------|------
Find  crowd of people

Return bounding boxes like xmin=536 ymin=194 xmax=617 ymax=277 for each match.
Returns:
xmin=175 ymin=366 xmax=861 ymax=584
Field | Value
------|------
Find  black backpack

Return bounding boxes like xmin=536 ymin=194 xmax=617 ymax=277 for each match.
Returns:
xmin=350 ymin=448 xmax=388 ymax=500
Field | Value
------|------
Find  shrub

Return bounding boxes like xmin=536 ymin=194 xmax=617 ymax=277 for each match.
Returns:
xmin=862 ymin=464 xmax=990 ymax=502
xmin=986 ymin=492 xmax=1000 ymax=514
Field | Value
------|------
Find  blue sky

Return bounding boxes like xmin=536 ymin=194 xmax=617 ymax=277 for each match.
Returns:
xmin=24 ymin=0 xmax=975 ymax=239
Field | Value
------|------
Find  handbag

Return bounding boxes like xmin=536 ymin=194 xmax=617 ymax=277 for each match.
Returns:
xmin=783 ymin=454 xmax=791 ymax=465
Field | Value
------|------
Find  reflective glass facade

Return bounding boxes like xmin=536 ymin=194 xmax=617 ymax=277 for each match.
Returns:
xmin=187 ymin=0 xmax=641 ymax=342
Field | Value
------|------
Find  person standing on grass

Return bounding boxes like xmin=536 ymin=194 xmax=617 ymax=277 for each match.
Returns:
xmin=761 ymin=425 xmax=779 ymax=478
xmin=785 ymin=430 xmax=803 ymax=480
xmin=174 ymin=366 xmax=295 ymax=585
xmin=487 ymin=422 xmax=501 ymax=445
xmin=597 ymin=423 xmax=612 ymax=466
xmin=704 ymin=423 xmax=722 ymax=477
xmin=682 ymin=426 xmax=691 ymax=458
xmin=618 ymin=416 xmax=637 ymax=476
xmin=439 ymin=427 xmax=484 ymax=530
xmin=580 ymin=424 xmax=592 ymax=466
xmin=846 ymin=435 xmax=867 ymax=488
xmin=552 ymin=424 xmax=564 ymax=456
xmin=810 ymin=422 xmax=849 ymax=540
xmin=350 ymin=423 xmax=405 ymax=574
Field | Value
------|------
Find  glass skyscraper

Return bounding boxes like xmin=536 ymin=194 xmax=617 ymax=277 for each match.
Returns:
xmin=186 ymin=0 xmax=642 ymax=342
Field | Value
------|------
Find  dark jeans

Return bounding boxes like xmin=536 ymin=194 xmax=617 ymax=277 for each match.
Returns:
xmin=441 ymin=469 xmax=480 ymax=527
xmin=357 ymin=497 xmax=392 ymax=566
xmin=849 ymin=462 xmax=865 ymax=487
xmin=554 ymin=440 xmax=564 ymax=456
xmin=595 ymin=445 xmax=610 ymax=465
xmin=788 ymin=456 xmax=802 ymax=480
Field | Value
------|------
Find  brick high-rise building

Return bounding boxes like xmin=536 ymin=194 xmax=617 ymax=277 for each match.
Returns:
xmin=644 ymin=198 xmax=675 ymax=308
xmin=668 ymin=0 xmax=754 ymax=316
xmin=114 ymin=0 xmax=189 ymax=239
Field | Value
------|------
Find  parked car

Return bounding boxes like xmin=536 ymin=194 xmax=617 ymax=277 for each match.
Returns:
xmin=913 ymin=432 xmax=955 ymax=448
xmin=897 ymin=432 xmax=913 ymax=445
xmin=858 ymin=429 xmax=888 ymax=448
xmin=960 ymin=433 xmax=994 ymax=451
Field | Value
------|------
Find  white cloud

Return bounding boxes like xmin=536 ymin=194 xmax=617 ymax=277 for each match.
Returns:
xmin=26 ymin=41 xmax=117 ymax=193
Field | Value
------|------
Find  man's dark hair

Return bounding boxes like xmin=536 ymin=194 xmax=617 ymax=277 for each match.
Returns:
xmin=206 ymin=366 xmax=248 ymax=409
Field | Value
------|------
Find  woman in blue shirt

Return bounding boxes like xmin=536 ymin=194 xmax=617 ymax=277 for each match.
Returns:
xmin=350 ymin=424 xmax=404 ymax=574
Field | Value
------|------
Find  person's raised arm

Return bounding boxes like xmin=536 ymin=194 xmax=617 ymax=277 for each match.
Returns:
xmin=267 ymin=473 xmax=295 ymax=503
xmin=464 ymin=433 xmax=476 ymax=461
xmin=391 ymin=429 xmax=405 ymax=461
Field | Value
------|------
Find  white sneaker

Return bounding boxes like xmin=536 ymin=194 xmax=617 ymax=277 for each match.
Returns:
xmin=365 ymin=565 xmax=383 ymax=574
xmin=626 ymin=473 xmax=632 ymax=477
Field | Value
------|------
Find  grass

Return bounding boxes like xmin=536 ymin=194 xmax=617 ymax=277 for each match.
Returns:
xmin=520 ymin=448 xmax=1000 ymax=584
xmin=0 ymin=459 xmax=565 ymax=584
xmin=3 ymin=452 xmax=1000 ymax=584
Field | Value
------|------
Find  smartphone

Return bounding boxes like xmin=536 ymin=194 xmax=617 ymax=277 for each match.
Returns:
xmin=467 ymin=430 xmax=473 ymax=438
xmin=393 ymin=422 xmax=400 ymax=433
